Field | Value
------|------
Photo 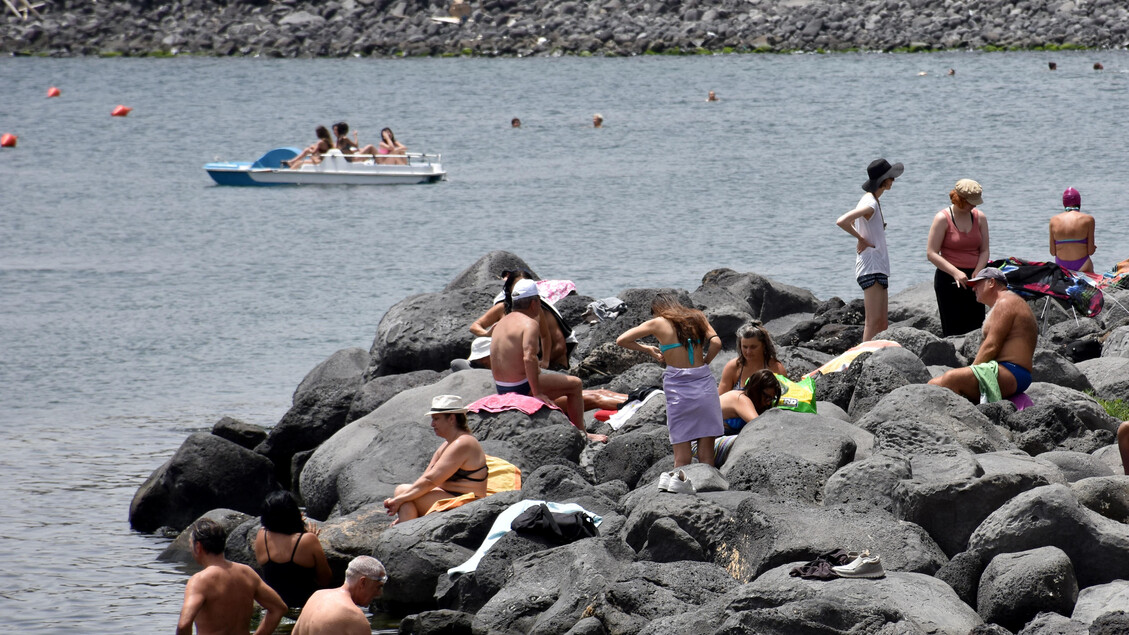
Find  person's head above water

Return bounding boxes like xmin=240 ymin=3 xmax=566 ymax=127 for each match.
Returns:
xmin=1063 ymin=187 xmax=1081 ymax=210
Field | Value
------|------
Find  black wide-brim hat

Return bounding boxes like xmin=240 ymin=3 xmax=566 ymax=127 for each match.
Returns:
xmin=862 ymin=158 xmax=904 ymax=192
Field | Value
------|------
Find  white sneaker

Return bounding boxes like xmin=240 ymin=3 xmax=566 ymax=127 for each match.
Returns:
xmin=666 ymin=470 xmax=696 ymax=495
xmin=832 ymin=554 xmax=884 ymax=578
xmin=658 ymin=471 xmax=673 ymax=492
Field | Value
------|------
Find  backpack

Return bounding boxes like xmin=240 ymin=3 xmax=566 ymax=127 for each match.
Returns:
xmin=510 ymin=503 xmax=599 ymax=544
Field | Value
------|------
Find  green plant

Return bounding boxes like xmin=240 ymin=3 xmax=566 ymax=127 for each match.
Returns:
xmin=1088 ymin=393 xmax=1129 ymax=420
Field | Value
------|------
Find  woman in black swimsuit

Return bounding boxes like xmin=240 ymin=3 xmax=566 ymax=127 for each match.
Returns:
xmin=253 ymin=490 xmax=332 ymax=608
xmin=383 ymin=395 xmax=489 ymax=525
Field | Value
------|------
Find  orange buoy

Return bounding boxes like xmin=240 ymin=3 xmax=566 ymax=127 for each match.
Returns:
xmin=47 ymin=86 xmax=60 ymax=97
xmin=111 ymin=105 xmax=132 ymax=117
xmin=1 ymin=133 xmax=17 ymax=148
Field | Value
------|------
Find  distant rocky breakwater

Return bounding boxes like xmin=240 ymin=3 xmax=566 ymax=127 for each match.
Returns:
xmin=131 ymin=251 xmax=1129 ymax=633
xmin=4 ymin=0 xmax=1128 ymax=57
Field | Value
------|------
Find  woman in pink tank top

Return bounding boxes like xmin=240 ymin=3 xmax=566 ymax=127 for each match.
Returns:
xmin=926 ymin=179 xmax=991 ymax=336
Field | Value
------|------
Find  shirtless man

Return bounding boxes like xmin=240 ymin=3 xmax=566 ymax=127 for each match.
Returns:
xmin=292 ymin=556 xmax=386 ymax=635
xmin=928 ymin=268 xmax=1037 ymax=402
xmin=490 ymin=279 xmax=607 ymax=442
xmin=1049 ymin=187 xmax=1096 ymax=272
xmin=176 ymin=518 xmax=287 ymax=635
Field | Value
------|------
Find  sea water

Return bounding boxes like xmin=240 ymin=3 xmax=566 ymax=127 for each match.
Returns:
xmin=1 ymin=50 xmax=1127 ymax=632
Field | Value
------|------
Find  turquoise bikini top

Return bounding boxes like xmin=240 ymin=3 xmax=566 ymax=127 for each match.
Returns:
xmin=659 ymin=340 xmax=700 ymax=365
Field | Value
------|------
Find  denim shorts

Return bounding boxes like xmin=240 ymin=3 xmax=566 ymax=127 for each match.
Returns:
xmin=857 ymin=273 xmax=889 ymax=290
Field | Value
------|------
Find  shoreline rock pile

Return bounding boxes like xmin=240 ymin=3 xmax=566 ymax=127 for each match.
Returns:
xmin=4 ymin=0 xmax=1128 ymax=58
xmin=132 ymin=251 xmax=1129 ymax=634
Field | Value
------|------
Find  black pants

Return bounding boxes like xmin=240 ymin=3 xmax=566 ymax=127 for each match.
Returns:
xmin=934 ymin=267 xmax=985 ymax=336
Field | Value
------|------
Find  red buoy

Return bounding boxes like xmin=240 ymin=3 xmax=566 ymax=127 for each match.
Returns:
xmin=111 ymin=105 xmax=132 ymax=117
xmin=47 ymin=86 xmax=60 ymax=98
xmin=1 ymin=133 xmax=17 ymax=148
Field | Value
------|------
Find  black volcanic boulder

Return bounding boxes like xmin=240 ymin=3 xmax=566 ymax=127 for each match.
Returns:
xmin=856 ymin=384 xmax=1013 ymax=455
xmin=692 ymin=267 xmax=820 ymax=326
xmin=347 ymin=369 xmax=442 ymax=422
xmin=977 ymin=546 xmax=1078 ymax=632
xmin=442 ymin=250 xmax=534 ymax=292
xmin=592 ymin=560 xmax=740 ymax=633
xmin=130 ymin=432 xmax=280 ymax=533
xmin=256 ymin=348 xmax=369 ymax=488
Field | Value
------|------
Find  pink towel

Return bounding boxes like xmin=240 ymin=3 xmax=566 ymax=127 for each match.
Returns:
xmin=535 ymin=279 xmax=576 ymax=304
xmin=468 ymin=393 xmax=561 ymax=415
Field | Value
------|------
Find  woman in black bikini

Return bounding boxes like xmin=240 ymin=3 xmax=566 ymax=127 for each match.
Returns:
xmin=253 ymin=490 xmax=332 ymax=608
xmin=383 ymin=395 xmax=488 ymax=525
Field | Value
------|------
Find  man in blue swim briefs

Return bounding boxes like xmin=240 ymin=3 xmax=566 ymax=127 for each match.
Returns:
xmin=490 ymin=279 xmax=607 ymax=442
xmin=929 ymin=268 xmax=1037 ymax=403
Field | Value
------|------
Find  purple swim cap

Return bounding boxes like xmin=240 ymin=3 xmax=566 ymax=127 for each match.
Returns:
xmin=1063 ymin=187 xmax=1081 ymax=208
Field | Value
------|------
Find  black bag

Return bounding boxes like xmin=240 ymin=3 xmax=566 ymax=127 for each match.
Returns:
xmin=511 ymin=503 xmax=599 ymax=544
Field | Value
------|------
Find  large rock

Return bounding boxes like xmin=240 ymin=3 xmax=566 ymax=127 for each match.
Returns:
xmin=210 ymin=416 xmax=267 ymax=450
xmin=1101 ymin=325 xmax=1129 ymax=358
xmin=1032 ymin=348 xmax=1093 ymax=393
xmin=347 ymin=369 xmax=441 ymax=422
xmin=130 ymin=432 xmax=281 ymax=533
xmin=846 ymin=345 xmax=932 ymax=418
xmin=966 ymin=484 xmax=1129 ymax=588
xmin=1017 ymin=611 xmax=1087 ymax=634
xmin=257 ymin=350 xmax=367 ymax=487
xmin=575 ymin=288 xmax=691 ymax=359
xmin=299 ymin=370 xmax=494 ymax=519
xmin=874 ymin=326 xmax=963 ymax=367
xmin=592 ymin=560 xmax=740 ymax=633
xmin=1037 ymin=450 xmax=1115 ymax=482
xmin=706 ymin=494 xmax=947 ymax=581
xmin=519 ymin=464 xmax=617 ymax=516
xmin=365 ymin=284 xmax=497 ymax=378
xmin=589 ymin=425 xmax=672 ymax=489
xmin=1070 ymin=475 xmax=1129 ymax=523
xmin=719 ymin=409 xmax=858 ymax=502
xmin=1071 ymin=580 xmax=1129 ymax=628
xmin=157 ymin=508 xmax=255 ymax=563
xmin=1024 ymin=382 xmax=1123 ymax=434
xmin=472 ymin=538 xmax=636 ymax=634
xmin=856 ymin=384 xmax=1013 ymax=455
xmin=638 ymin=562 xmax=981 ymax=635
xmin=1075 ymin=357 xmax=1129 ymax=401
xmin=442 ymin=250 xmax=534 ymax=292
xmin=690 ymin=268 xmax=820 ymax=345
xmin=1001 ymin=403 xmax=1117 ymax=456
xmin=977 ymin=546 xmax=1078 ymax=632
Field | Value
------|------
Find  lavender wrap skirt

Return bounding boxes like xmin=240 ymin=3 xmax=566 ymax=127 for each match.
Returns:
xmin=662 ymin=364 xmax=723 ymax=444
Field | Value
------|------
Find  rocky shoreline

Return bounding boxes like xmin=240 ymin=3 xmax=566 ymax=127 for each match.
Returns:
xmin=132 ymin=251 xmax=1129 ymax=634
xmin=4 ymin=0 xmax=1129 ymax=58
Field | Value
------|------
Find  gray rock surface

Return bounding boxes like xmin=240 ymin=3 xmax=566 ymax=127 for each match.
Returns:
xmin=977 ymin=546 xmax=1078 ymax=632
xmin=1075 ymin=357 xmax=1129 ymax=401
xmin=1071 ymin=580 xmax=1129 ymax=628
xmin=856 ymin=384 xmax=1013 ymax=455
xmin=1070 ymin=475 xmax=1129 ymax=523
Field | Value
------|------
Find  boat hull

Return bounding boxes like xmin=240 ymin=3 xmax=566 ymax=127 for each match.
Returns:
xmin=204 ymin=148 xmax=447 ymax=186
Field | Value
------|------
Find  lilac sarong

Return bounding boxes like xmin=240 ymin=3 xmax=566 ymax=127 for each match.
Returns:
xmin=662 ymin=364 xmax=723 ymax=444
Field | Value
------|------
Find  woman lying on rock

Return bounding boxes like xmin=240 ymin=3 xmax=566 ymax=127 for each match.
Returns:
xmin=719 ymin=369 xmax=783 ymax=435
xmin=717 ymin=322 xmax=786 ymax=395
xmin=383 ymin=395 xmax=488 ymax=525
xmin=616 ymin=293 xmax=723 ymax=467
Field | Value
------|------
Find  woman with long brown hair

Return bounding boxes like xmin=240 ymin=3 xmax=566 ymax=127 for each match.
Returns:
xmin=616 ymin=293 xmax=722 ymax=468
xmin=717 ymin=322 xmax=786 ymax=395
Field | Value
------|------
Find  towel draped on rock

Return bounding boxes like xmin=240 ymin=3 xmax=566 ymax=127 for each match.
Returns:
xmin=424 ymin=455 xmax=522 ymax=516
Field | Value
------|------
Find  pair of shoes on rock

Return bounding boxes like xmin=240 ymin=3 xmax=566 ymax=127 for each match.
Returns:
xmin=657 ymin=470 xmax=695 ymax=494
xmin=832 ymin=552 xmax=884 ymax=578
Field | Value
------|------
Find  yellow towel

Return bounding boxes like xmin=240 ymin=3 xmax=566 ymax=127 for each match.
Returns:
xmin=425 ymin=455 xmax=522 ymax=516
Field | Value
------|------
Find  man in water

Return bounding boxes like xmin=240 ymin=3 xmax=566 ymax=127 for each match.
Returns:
xmin=176 ymin=518 xmax=287 ymax=635
xmin=490 ymin=279 xmax=607 ymax=442
xmin=593 ymin=113 xmax=603 ymax=128
xmin=929 ymin=268 xmax=1037 ymax=402
xmin=292 ymin=556 xmax=386 ymax=635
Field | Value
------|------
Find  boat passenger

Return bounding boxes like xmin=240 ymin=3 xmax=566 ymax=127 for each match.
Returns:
xmin=253 ymin=490 xmax=332 ymax=609
xmin=717 ymin=322 xmax=786 ymax=395
xmin=284 ymin=126 xmax=334 ymax=169
xmin=377 ymin=128 xmax=408 ymax=165
xmin=333 ymin=121 xmax=379 ymax=163
xmin=1049 ymin=187 xmax=1096 ymax=272
xmin=718 ymin=369 xmax=782 ymax=434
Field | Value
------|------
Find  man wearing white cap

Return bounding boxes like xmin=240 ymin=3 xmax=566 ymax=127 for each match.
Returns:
xmin=928 ymin=268 xmax=1036 ymax=403
xmin=490 ymin=279 xmax=607 ymax=442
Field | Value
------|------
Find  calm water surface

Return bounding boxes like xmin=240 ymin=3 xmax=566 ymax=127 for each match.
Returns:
xmin=1 ymin=51 xmax=1127 ymax=632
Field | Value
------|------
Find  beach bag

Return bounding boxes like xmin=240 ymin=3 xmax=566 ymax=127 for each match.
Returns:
xmin=774 ymin=373 xmax=817 ymax=414
xmin=511 ymin=503 xmax=599 ymax=544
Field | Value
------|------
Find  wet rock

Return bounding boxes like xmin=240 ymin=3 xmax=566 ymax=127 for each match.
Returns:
xmin=397 ymin=609 xmax=474 ymax=634
xmin=130 ymin=432 xmax=281 ymax=533
xmin=211 ymin=416 xmax=268 ymax=450
xmin=158 ymin=508 xmax=255 ymax=563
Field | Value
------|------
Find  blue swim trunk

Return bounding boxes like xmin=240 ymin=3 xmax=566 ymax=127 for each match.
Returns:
xmin=857 ymin=273 xmax=889 ymax=290
xmin=999 ymin=361 xmax=1032 ymax=394
xmin=495 ymin=380 xmax=532 ymax=396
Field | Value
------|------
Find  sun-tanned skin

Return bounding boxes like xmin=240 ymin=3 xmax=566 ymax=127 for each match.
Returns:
xmin=928 ymin=276 xmax=1037 ymax=401
xmin=491 ymin=295 xmax=607 ymax=442
xmin=177 ymin=531 xmax=287 ymax=635
xmin=1049 ymin=209 xmax=1097 ymax=272
xmin=292 ymin=557 xmax=385 ymax=635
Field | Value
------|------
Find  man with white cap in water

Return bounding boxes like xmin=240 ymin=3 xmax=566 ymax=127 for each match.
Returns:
xmin=490 ymin=279 xmax=607 ymax=442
